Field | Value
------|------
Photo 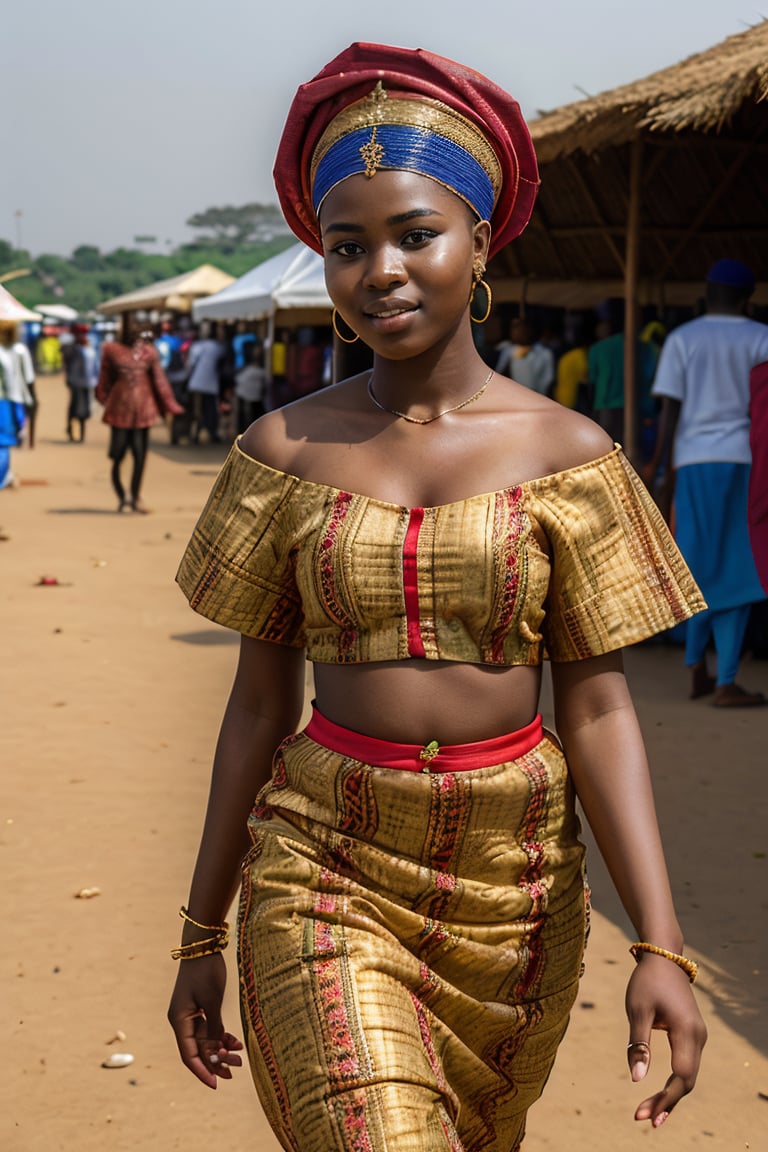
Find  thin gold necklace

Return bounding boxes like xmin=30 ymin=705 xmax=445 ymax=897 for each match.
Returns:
xmin=367 ymin=369 xmax=493 ymax=425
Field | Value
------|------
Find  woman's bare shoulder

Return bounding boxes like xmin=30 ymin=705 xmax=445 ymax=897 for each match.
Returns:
xmin=498 ymin=382 xmax=615 ymax=481
xmin=238 ymin=408 xmax=296 ymax=472
xmin=532 ymin=400 xmax=616 ymax=476
xmin=238 ymin=376 xmax=368 ymax=473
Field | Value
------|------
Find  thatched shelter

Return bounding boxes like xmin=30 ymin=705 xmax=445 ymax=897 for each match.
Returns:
xmin=99 ymin=265 xmax=235 ymax=316
xmin=489 ymin=20 xmax=768 ymax=453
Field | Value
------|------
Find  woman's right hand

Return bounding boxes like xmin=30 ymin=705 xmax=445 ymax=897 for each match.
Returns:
xmin=168 ymin=954 xmax=244 ymax=1088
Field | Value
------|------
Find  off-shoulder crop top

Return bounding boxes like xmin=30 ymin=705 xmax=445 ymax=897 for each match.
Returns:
xmin=177 ymin=441 xmax=705 ymax=665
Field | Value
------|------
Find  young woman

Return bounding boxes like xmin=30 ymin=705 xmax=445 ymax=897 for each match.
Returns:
xmin=168 ymin=44 xmax=707 ymax=1151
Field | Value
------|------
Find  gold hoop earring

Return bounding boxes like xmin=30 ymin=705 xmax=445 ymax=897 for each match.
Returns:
xmin=332 ymin=308 xmax=360 ymax=344
xmin=470 ymin=278 xmax=492 ymax=324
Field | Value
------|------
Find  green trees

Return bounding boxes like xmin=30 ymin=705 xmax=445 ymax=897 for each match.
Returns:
xmin=0 ymin=203 xmax=294 ymax=315
xmin=186 ymin=202 xmax=290 ymax=251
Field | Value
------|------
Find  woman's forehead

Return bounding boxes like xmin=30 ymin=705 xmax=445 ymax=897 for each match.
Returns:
xmin=319 ymin=169 xmax=468 ymax=223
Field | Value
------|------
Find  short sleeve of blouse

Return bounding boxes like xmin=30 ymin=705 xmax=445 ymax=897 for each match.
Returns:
xmin=176 ymin=446 xmax=305 ymax=646
xmin=526 ymin=448 xmax=706 ymax=661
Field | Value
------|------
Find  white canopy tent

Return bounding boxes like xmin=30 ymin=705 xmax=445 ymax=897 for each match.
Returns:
xmin=192 ymin=244 xmax=331 ymax=322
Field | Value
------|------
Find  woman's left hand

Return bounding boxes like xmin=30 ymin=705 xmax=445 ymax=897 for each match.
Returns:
xmin=624 ymin=953 xmax=707 ymax=1127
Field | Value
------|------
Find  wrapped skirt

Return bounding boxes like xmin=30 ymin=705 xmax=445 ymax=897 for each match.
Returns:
xmin=238 ymin=710 xmax=588 ymax=1152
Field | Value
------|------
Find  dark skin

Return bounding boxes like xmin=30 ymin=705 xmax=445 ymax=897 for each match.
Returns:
xmin=168 ymin=170 xmax=706 ymax=1125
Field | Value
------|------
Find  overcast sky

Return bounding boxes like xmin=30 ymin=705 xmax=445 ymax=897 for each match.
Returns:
xmin=2 ymin=0 xmax=760 ymax=256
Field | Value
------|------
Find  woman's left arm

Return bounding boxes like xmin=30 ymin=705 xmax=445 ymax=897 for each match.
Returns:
xmin=551 ymin=651 xmax=707 ymax=1129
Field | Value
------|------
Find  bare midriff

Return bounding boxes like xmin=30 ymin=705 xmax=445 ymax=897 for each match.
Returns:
xmin=313 ymin=661 xmax=542 ymax=745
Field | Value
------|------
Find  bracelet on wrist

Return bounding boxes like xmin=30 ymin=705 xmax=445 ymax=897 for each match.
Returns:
xmin=171 ymin=938 xmax=228 ymax=960
xmin=629 ymin=941 xmax=698 ymax=983
xmin=171 ymin=905 xmax=230 ymax=961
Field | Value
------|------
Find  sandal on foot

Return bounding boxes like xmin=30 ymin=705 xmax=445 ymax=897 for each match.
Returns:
xmin=690 ymin=661 xmax=716 ymax=699
xmin=712 ymin=684 xmax=766 ymax=708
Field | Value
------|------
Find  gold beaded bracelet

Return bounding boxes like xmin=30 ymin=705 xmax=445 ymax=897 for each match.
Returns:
xmin=171 ymin=906 xmax=230 ymax=961
xmin=629 ymin=942 xmax=698 ymax=983
xmin=178 ymin=906 xmax=229 ymax=935
xmin=171 ymin=938 xmax=229 ymax=961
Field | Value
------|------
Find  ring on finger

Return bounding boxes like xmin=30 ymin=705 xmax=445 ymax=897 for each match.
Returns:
xmin=627 ymin=1041 xmax=650 ymax=1052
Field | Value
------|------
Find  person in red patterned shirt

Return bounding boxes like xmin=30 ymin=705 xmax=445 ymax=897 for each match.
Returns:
xmin=96 ymin=324 xmax=184 ymax=513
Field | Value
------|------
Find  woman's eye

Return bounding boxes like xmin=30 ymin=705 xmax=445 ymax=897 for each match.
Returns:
xmin=403 ymin=229 xmax=437 ymax=246
xmin=331 ymin=241 xmax=364 ymax=257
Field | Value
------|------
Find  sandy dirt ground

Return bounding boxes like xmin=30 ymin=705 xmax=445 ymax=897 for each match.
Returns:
xmin=2 ymin=374 xmax=767 ymax=1152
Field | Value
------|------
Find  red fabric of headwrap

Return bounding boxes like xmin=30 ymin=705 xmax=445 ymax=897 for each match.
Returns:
xmin=273 ymin=42 xmax=539 ymax=258
xmin=749 ymin=360 xmax=768 ymax=594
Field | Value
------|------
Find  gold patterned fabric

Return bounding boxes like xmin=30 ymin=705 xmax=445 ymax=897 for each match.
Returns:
xmin=177 ymin=442 xmax=705 ymax=663
xmin=238 ymin=722 xmax=589 ymax=1152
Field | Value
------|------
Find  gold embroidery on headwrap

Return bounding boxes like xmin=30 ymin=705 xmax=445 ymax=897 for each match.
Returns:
xmin=358 ymin=83 xmax=387 ymax=176
xmin=360 ymin=125 xmax=385 ymax=177
xmin=311 ymin=85 xmax=502 ymax=203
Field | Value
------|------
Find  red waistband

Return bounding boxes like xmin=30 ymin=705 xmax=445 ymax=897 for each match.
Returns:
xmin=304 ymin=708 xmax=544 ymax=772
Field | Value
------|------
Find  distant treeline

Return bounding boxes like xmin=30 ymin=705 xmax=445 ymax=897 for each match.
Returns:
xmin=0 ymin=203 xmax=294 ymax=316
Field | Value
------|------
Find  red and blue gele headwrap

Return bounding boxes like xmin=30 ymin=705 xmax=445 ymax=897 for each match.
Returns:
xmin=274 ymin=42 xmax=540 ymax=258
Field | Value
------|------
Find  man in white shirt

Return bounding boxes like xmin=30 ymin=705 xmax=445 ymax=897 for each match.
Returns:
xmin=650 ymin=259 xmax=768 ymax=706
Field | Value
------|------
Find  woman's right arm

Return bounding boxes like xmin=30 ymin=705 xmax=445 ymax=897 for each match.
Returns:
xmin=168 ymin=635 xmax=306 ymax=1087
xmin=94 ymin=344 xmax=113 ymax=405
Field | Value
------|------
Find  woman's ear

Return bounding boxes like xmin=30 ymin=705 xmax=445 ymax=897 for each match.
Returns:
xmin=473 ymin=219 xmax=492 ymax=265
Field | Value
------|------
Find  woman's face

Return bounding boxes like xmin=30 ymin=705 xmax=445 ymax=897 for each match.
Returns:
xmin=319 ymin=170 xmax=490 ymax=360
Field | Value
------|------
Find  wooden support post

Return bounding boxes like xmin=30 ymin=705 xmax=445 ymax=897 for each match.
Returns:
xmin=623 ymin=135 xmax=642 ymax=462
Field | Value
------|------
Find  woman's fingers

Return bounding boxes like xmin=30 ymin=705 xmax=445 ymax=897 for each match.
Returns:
xmin=631 ymin=1016 xmax=707 ymax=1126
xmin=626 ymin=1037 xmax=651 ymax=1082
xmin=635 ymin=1071 xmax=691 ymax=1127
xmin=189 ymin=1014 xmax=244 ymax=1086
xmin=625 ymin=960 xmax=707 ymax=1127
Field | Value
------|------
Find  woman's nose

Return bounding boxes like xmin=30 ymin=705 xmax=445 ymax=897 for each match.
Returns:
xmin=363 ymin=245 xmax=406 ymax=289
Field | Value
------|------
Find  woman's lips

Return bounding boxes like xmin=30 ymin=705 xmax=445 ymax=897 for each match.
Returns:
xmin=364 ymin=301 xmax=419 ymax=331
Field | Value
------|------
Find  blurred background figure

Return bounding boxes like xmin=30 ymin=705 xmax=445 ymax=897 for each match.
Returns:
xmin=234 ymin=340 xmax=267 ymax=432
xmin=0 ymin=321 xmax=37 ymax=449
xmin=186 ymin=322 xmax=225 ymax=444
xmin=37 ymin=326 xmax=63 ymax=374
xmin=62 ymin=323 xmax=97 ymax=442
xmin=749 ymin=360 xmax=768 ymax=595
xmin=231 ymin=321 xmax=257 ymax=372
xmin=588 ymin=309 xmax=658 ymax=445
xmin=269 ymin=327 xmax=290 ymax=408
xmin=0 ymin=345 xmax=26 ymax=489
xmin=0 ymin=321 xmax=36 ymax=450
xmin=96 ymin=324 xmax=184 ymax=513
xmin=495 ymin=315 xmax=555 ymax=395
xmin=553 ymin=312 xmax=594 ymax=412
xmin=649 ymin=259 xmax=768 ymax=706
xmin=154 ymin=320 xmax=182 ymax=372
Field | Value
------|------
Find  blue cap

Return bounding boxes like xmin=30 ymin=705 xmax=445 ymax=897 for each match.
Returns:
xmin=706 ymin=259 xmax=755 ymax=290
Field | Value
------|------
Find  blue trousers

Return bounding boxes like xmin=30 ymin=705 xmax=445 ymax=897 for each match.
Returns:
xmin=0 ymin=446 xmax=11 ymax=488
xmin=684 ymin=604 xmax=751 ymax=685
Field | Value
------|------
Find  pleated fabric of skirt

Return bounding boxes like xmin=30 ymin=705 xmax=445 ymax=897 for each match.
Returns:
xmin=238 ymin=710 xmax=589 ymax=1152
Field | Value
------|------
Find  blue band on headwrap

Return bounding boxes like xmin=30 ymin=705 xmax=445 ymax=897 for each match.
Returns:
xmin=312 ymin=124 xmax=495 ymax=220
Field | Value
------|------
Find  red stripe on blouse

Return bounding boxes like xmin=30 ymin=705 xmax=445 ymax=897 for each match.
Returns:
xmin=403 ymin=508 xmax=426 ymax=658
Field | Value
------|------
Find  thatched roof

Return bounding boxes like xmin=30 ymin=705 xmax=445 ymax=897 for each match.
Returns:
xmin=489 ymin=21 xmax=768 ymax=306
xmin=529 ymin=20 xmax=768 ymax=163
xmin=99 ymin=264 xmax=235 ymax=315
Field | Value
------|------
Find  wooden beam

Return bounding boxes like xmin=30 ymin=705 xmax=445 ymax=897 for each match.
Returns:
xmin=563 ymin=156 xmax=626 ymax=274
xmin=545 ymin=224 xmax=768 ymax=239
xmin=623 ymin=135 xmax=642 ymax=462
xmin=526 ymin=200 xmax=569 ymax=278
xmin=658 ymin=138 xmax=756 ymax=274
